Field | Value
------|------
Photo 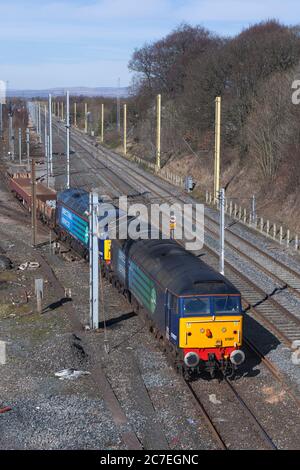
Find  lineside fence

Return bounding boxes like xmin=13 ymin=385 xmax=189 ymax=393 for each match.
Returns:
xmin=123 ymin=153 xmax=186 ymax=188
xmin=205 ymin=190 xmax=299 ymax=252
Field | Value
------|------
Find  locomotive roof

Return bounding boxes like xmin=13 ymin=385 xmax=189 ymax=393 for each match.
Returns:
xmin=57 ymin=188 xmax=125 ymax=222
xmin=57 ymin=188 xmax=92 ymax=216
xmin=126 ymin=239 xmax=240 ymax=296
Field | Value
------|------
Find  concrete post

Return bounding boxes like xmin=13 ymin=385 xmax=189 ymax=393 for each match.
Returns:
xmin=260 ymin=217 xmax=264 ymax=233
xmin=84 ymin=103 xmax=88 ymax=133
xmin=31 ymin=159 xmax=37 ymax=247
xmin=66 ymin=91 xmax=70 ymax=189
xmin=286 ymin=229 xmax=290 ymax=247
xmin=18 ymin=128 xmax=22 ymax=164
xmin=123 ymin=104 xmax=127 ymax=156
xmin=89 ymin=192 xmax=99 ymax=329
xmin=214 ymin=96 xmax=221 ymax=202
xmin=101 ymin=103 xmax=104 ymax=143
xmin=26 ymin=128 xmax=30 ymax=170
xmin=219 ymin=188 xmax=225 ymax=275
xmin=48 ymin=94 xmax=53 ymax=176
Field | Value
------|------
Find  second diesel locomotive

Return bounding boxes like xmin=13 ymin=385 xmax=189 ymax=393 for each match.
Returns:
xmin=108 ymin=236 xmax=245 ymax=378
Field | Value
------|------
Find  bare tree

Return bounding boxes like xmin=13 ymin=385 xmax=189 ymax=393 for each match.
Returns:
xmin=246 ymin=70 xmax=299 ymax=179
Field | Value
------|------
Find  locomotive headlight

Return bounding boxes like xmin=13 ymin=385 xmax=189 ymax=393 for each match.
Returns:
xmin=230 ymin=349 xmax=245 ymax=366
xmin=221 ymin=327 xmax=227 ymax=333
xmin=184 ymin=352 xmax=200 ymax=368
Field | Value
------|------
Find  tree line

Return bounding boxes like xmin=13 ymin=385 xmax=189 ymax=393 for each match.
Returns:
xmin=128 ymin=20 xmax=300 ymax=183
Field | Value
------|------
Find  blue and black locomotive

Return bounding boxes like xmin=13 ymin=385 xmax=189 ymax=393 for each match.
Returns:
xmin=55 ymin=188 xmax=245 ymax=378
xmin=109 ymin=236 xmax=244 ymax=377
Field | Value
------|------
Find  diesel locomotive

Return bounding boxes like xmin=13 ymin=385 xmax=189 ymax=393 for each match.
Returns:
xmin=9 ymin=180 xmax=245 ymax=378
xmin=108 ymin=236 xmax=245 ymax=378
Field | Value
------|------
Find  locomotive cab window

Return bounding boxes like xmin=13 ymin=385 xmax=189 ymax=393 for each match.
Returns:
xmin=183 ymin=297 xmax=210 ymax=315
xmin=213 ymin=296 xmax=241 ymax=314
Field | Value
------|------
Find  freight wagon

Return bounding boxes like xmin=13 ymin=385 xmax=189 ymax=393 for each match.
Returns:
xmin=8 ymin=175 xmax=57 ymax=226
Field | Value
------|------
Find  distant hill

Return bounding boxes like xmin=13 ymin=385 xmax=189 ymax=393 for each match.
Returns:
xmin=7 ymin=86 xmax=129 ymax=98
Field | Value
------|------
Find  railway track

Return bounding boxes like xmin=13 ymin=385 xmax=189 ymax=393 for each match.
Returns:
xmin=204 ymin=212 xmax=300 ymax=301
xmin=54 ymin=122 xmax=300 ymax=346
xmin=77 ymin=127 xmax=300 ymax=302
xmin=53 ymin=122 xmax=300 ymax=430
xmin=4 ymin=121 xmax=300 ymax=449
xmin=187 ymin=377 xmax=277 ymax=450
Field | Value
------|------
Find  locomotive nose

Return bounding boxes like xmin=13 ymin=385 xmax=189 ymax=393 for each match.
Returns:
xmin=230 ymin=349 xmax=245 ymax=365
xmin=184 ymin=351 xmax=200 ymax=367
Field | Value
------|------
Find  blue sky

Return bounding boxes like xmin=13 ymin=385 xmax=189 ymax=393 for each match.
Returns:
xmin=0 ymin=0 xmax=299 ymax=89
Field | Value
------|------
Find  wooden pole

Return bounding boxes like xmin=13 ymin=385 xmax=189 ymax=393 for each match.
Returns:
xmin=74 ymin=102 xmax=77 ymax=127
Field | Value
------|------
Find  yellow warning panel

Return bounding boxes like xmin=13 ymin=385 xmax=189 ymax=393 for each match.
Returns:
xmin=104 ymin=240 xmax=111 ymax=261
xmin=179 ymin=315 xmax=243 ymax=349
